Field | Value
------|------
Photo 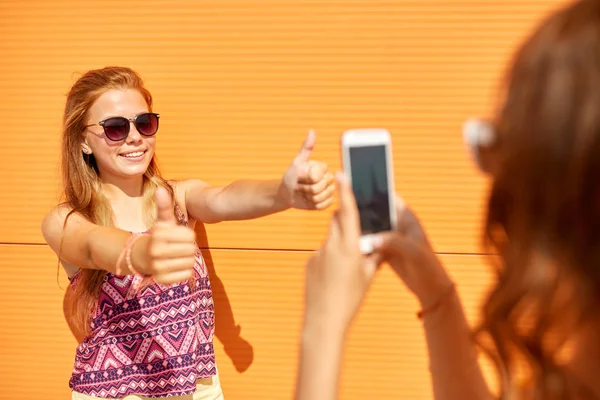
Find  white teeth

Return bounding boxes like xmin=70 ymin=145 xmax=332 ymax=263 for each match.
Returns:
xmin=122 ymin=151 xmax=144 ymax=158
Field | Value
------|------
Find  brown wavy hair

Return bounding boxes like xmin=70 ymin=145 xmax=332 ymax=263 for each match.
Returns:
xmin=475 ymin=1 xmax=600 ymax=398
xmin=59 ymin=66 xmax=174 ymax=338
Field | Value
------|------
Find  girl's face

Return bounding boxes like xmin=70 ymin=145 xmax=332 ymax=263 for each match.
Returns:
xmin=82 ymin=89 xmax=156 ymax=183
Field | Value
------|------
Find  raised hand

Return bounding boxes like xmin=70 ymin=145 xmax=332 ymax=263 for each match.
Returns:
xmin=303 ymin=172 xmax=383 ymax=333
xmin=146 ymin=186 xmax=197 ymax=285
xmin=374 ymin=196 xmax=453 ymax=309
xmin=281 ymin=130 xmax=335 ymax=210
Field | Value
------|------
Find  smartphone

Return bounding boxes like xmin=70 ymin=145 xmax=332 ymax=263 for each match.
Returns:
xmin=341 ymin=128 xmax=397 ymax=254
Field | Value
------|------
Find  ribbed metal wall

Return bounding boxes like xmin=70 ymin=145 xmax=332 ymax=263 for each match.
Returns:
xmin=0 ymin=1 xmax=566 ymax=398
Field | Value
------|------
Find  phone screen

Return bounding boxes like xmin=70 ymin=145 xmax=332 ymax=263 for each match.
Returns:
xmin=349 ymin=145 xmax=392 ymax=235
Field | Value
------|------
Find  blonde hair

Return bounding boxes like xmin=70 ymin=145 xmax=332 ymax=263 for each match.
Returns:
xmin=60 ymin=66 xmax=173 ymax=337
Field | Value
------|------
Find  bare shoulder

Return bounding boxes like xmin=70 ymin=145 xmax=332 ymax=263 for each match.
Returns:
xmin=41 ymin=203 xmax=72 ymax=240
xmin=41 ymin=204 xmax=92 ymax=254
xmin=168 ymin=179 xmax=209 ymax=224
xmin=172 ymin=179 xmax=211 ymax=201
xmin=170 ymin=179 xmax=209 ymax=193
xmin=167 ymin=180 xmax=188 ymax=208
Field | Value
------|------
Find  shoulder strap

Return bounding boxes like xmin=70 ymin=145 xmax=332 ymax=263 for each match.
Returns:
xmin=164 ymin=180 xmax=188 ymax=226
xmin=173 ymin=202 xmax=189 ymax=226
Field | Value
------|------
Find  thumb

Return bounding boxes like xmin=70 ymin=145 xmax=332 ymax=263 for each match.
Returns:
xmin=155 ymin=186 xmax=176 ymax=224
xmin=336 ymin=171 xmax=360 ymax=236
xmin=294 ymin=129 xmax=316 ymax=164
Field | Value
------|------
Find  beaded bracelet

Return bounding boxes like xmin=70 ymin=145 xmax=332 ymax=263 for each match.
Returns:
xmin=417 ymin=283 xmax=456 ymax=319
xmin=115 ymin=233 xmax=150 ymax=277
xmin=125 ymin=233 xmax=149 ymax=277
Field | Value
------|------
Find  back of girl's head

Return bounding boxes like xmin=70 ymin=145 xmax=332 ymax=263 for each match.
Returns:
xmin=479 ymin=0 xmax=600 ymax=397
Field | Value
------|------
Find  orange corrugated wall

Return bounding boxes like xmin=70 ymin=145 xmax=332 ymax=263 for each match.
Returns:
xmin=0 ymin=1 xmax=568 ymax=399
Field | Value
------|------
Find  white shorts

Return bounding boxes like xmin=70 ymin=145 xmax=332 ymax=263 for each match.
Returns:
xmin=71 ymin=372 xmax=224 ymax=400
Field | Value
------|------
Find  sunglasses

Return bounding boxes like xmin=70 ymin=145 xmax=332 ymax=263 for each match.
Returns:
xmin=85 ymin=112 xmax=160 ymax=141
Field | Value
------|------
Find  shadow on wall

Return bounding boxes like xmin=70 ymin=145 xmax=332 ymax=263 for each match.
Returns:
xmin=62 ymin=222 xmax=255 ymax=373
xmin=194 ymin=222 xmax=254 ymax=373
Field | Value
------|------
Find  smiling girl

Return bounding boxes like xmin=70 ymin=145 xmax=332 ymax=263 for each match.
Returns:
xmin=42 ymin=66 xmax=334 ymax=400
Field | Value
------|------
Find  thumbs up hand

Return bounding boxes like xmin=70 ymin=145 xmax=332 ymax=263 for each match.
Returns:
xmin=147 ymin=186 xmax=197 ymax=285
xmin=280 ymin=130 xmax=335 ymax=210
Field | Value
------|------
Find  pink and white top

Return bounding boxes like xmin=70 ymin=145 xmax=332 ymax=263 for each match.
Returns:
xmin=69 ymin=205 xmax=216 ymax=398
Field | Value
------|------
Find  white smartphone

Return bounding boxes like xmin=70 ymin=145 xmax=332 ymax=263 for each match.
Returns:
xmin=341 ymin=128 xmax=397 ymax=254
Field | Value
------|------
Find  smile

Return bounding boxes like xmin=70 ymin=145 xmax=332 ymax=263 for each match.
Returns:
xmin=119 ymin=150 xmax=147 ymax=160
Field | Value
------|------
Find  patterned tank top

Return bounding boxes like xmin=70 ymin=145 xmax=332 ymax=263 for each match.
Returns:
xmin=68 ymin=205 xmax=216 ymax=398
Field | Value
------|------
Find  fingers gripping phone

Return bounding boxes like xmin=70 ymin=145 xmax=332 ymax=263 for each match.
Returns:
xmin=342 ymin=128 xmax=397 ymax=254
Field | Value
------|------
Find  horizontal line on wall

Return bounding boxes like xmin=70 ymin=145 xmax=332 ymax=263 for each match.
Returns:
xmin=0 ymin=241 xmax=496 ymax=256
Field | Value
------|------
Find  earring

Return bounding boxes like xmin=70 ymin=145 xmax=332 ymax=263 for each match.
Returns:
xmin=463 ymin=118 xmax=495 ymax=148
xmin=463 ymin=118 xmax=496 ymax=174
xmin=82 ymin=147 xmax=91 ymax=155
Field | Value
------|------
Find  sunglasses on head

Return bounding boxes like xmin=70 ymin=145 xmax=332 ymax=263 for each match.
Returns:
xmin=85 ymin=112 xmax=160 ymax=141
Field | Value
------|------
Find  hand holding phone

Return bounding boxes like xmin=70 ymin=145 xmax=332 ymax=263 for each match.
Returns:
xmin=341 ymin=128 xmax=397 ymax=253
